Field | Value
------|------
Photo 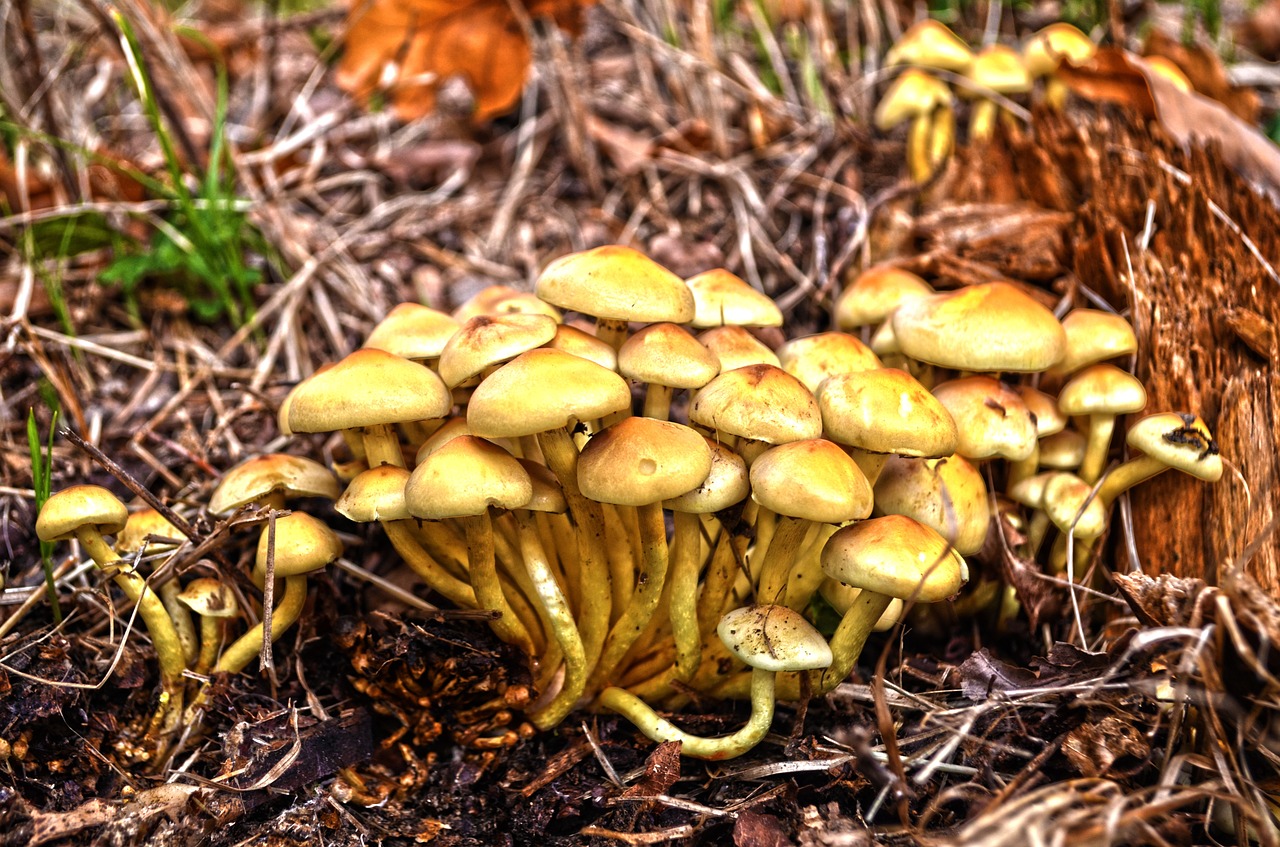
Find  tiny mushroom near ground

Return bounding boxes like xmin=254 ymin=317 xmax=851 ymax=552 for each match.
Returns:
xmin=874 ymin=68 xmax=954 ymax=183
xmin=598 ymin=604 xmax=832 ymax=760
xmin=1057 ymin=363 xmax=1148 ymax=483
xmin=177 ymin=577 xmax=239 ymax=675
xmin=963 ymin=44 xmax=1032 ymax=140
xmin=115 ymin=507 xmax=198 ymax=667
xmin=1096 ymin=412 xmax=1223 ymax=507
xmin=1023 ymin=23 xmax=1097 ymax=110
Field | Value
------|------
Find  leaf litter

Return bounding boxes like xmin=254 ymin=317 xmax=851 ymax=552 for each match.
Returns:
xmin=0 ymin=0 xmax=1279 ymax=844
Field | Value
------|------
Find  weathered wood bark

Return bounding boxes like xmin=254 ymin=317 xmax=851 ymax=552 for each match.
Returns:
xmin=946 ymin=109 xmax=1279 ymax=595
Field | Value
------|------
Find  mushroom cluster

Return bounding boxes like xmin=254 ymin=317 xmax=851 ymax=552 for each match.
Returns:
xmin=877 ymin=20 xmax=1098 ymax=181
xmin=35 ymin=247 xmax=1222 ymax=760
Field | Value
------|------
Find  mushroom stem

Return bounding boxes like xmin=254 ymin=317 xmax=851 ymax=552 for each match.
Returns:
xmin=159 ymin=579 xmax=199 ymax=666
xmin=755 ymin=516 xmax=811 ymax=606
xmin=642 ymin=384 xmax=675 ymax=421
xmin=817 ymin=590 xmax=894 ymax=694
xmin=1079 ymin=413 xmax=1117 ymax=484
xmin=1096 ymin=454 xmax=1168 ymax=508
xmin=1007 ymin=443 xmax=1040 ymax=488
xmin=75 ymin=528 xmax=186 ymax=687
xmin=587 ymin=501 xmax=669 ymax=695
xmin=599 ymin=667 xmax=777 ymax=760
xmin=537 ymin=426 xmax=612 ymax=672
xmin=361 ymin=422 xmax=405 ymax=469
xmin=669 ymin=511 xmax=704 ymax=681
xmin=697 ymin=526 xmax=744 ymax=637
xmin=212 ymin=574 xmax=310 ymax=675
xmin=847 ymin=450 xmax=890 ymax=487
xmin=595 ymin=318 xmax=629 ymax=352
xmin=382 ymin=520 xmax=478 ymax=607
xmin=516 ymin=512 xmax=587 ymax=729
xmin=194 ymin=614 xmax=223 ymax=676
xmin=462 ymin=511 xmax=536 ymax=656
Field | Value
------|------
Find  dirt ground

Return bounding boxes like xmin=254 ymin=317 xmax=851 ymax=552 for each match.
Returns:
xmin=2 ymin=0 xmax=1279 ymax=844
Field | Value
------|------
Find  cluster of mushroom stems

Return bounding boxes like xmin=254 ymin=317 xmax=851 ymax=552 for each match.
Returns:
xmin=875 ymin=19 xmax=1196 ymax=182
xmin=36 ymin=246 xmax=1221 ymax=760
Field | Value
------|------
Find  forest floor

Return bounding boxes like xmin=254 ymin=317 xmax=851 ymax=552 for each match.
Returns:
xmin=1 ymin=0 xmax=1279 ymax=844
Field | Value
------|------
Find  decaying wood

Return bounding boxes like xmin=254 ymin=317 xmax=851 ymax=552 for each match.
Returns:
xmin=948 ymin=108 xmax=1280 ymax=596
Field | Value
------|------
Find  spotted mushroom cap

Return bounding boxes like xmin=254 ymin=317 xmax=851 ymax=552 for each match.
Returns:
xmin=716 ymin=604 xmax=833 ymax=672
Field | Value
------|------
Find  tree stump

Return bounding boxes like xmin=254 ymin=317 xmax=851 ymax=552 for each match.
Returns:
xmin=948 ymin=109 xmax=1279 ymax=595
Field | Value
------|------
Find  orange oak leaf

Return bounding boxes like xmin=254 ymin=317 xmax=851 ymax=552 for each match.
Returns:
xmin=336 ymin=0 xmax=593 ymax=123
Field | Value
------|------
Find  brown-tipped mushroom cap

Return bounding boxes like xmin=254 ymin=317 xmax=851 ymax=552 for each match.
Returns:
xmin=286 ymin=349 xmax=452 ymax=434
xmin=749 ymin=439 xmax=873 ymax=524
xmin=618 ymin=323 xmax=720 ymax=390
xmin=405 ymin=436 xmax=532 ymax=519
xmin=362 ymin=303 xmax=460 ymax=361
xmin=177 ymin=577 xmax=239 ymax=618
xmin=578 ymin=418 xmax=712 ymax=506
xmin=817 ymin=368 xmax=958 ymax=458
xmin=37 ymin=485 xmax=128 ymax=542
xmin=689 ymin=364 xmax=822 ymax=445
xmin=892 ymin=282 xmax=1066 ymax=372
xmin=873 ymin=454 xmax=990 ymax=556
xmin=335 ymin=465 xmax=412 ymax=523
xmin=698 ymin=326 xmax=781 ymax=371
xmin=777 ymin=333 xmax=882 ymax=394
xmin=209 ymin=454 xmax=341 ymax=514
xmin=716 ymin=605 xmax=833 ymax=672
xmin=685 ymin=269 xmax=783 ymax=328
xmin=834 ymin=265 xmax=934 ymax=330
xmin=438 ymin=313 xmax=559 ymax=388
xmin=255 ymin=512 xmax=343 ymax=578
xmin=932 ymin=377 xmax=1038 ymax=461
xmin=467 ymin=348 xmax=631 ymax=438
xmin=822 ymin=514 xmax=967 ymax=603
xmin=535 ymin=246 xmax=694 ymax=324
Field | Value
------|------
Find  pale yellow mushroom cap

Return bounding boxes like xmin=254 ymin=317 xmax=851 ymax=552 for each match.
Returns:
xmin=749 ymin=439 xmax=873 ymax=524
xmin=884 ymin=20 xmax=974 ymax=72
xmin=405 ymin=436 xmax=532 ymax=519
xmin=689 ymin=364 xmax=822 ymax=445
xmin=467 ymin=348 xmax=631 ymax=438
xmin=286 ymin=349 xmax=452 ymax=433
xmin=875 ymin=69 xmax=953 ymax=131
xmin=209 ymin=454 xmax=340 ymax=514
xmin=834 ymin=265 xmax=934 ymax=330
xmin=535 ymin=246 xmax=694 ymax=324
xmin=685 ymin=268 xmax=784 ymax=328
xmin=1023 ymin=23 xmax=1096 ymax=78
xmin=716 ymin=605 xmax=833 ymax=672
xmin=362 ymin=303 xmax=460 ymax=361
xmin=36 ymin=485 xmax=128 ymax=542
xmin=578 ymin=417 xmax=712 ymax=506
xmin=437 ymin=313 xmax=558 ymax=388
xmin=1124 ymin=413 xmax=1222 ymax=482
xmin=822 ymin=514 xmax=968 ymax=603
xmin=335 ymin=465 xmax=412 ymax=523
xmin=254 ymin=512 xmax=343 ymax=579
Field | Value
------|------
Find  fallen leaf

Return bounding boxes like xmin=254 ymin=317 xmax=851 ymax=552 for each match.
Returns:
xmin=620 ymin=740 xmax=682 ymax=798
xmin=1237 ymin=0 xmax=1280 ymax=61
xmin=1143 ymin=30 xmax=1259 ymax=124
xmin=1062 ymin=713 xmax=1150 ymax=778
xmin=1058 ymin=48 xmax=1280 ymax=201
xmin=958 ymin=648 xmax=1037 ymax=699
xmin=336 ymin=0 xmax=595 ymax=123
xmin=734 ymin=811 xmax=792 ymax=847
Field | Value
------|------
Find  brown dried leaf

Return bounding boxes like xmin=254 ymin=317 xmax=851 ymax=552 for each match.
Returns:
xmin=1058 ymin=49 xmax=1280 ymax=200
xmin=1062 ymin=714 xmax=1150 ymax=778
xmin=336 ymin=0 xmax=595 ymax=123
xmin=620 ymin=740 xmax=682 ymax=798
xmin=1237 ymin=0 xmax=1280 ymax=60
xmin=733 ymin=811 xmax=791 ymax=847
xmin=958 ymin=648 xmax=1037 ymax=699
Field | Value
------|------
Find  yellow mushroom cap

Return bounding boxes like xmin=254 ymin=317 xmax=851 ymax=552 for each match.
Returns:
xmin=578 ymin=417 xmax=712 ymax=506
xmin=467 ymin=348 xmax=631 ymax=438
xmin=453 ymin=285 xmax=562 ymax=323
xmin=437 ymin=313 xmax=559 ymax=388
xmin=965 ymin=44 xmax=1033 ymax=97
xmin=177 ymin=577 xmax=239 ymax=618
xmin=932 ymin=377 xmax=1039 ymax=462
xmin=405 ymin=436 xmax=532 ymax=519
xmin=776 ymin=332 xmax=882 ymax=394
xmin=1051 ymin=309 xmax=1139 ymax=376
xmin=884 ymin=20 xmax=974 ymax=73
xmin=618 ymin=323 xmax=720 ymax=390
xmin=286 ymin=349 xmax=452 ymax=433
xmin=36 ymin=485 xmax=128 ymax=542
xmin=362 ymin=303 xmax=460 ymax=361
xmin=255 ymin=512 xmax=343 ymax=579
xmin=875 ymin=69 xmax=953 ymax=130
xmin=1057 ymin=364 xmax=1148 ymax=418
xmin=817 ymin=368 xmax=958 ymax=458
xmin=335 ymin=465 xmax=412 ymax=523
xmin=209 ymin=454 xmax=340 ymax=514
xmin=535 ymin=245 xmax=694 ymax=324
xmin=115 ymin=508 xmax=182 ymax=553
xmin=1124 ymin=413 xmax=1222 ymax=482
xmin=689 ymin=364 xmax=822 ymax=445
xmin=834 ymin=265 xmax=934 ymax=330
xmin=1043 ymin=472 xmax=1108 ymax=539
xmin=822 ymin=514 xmax=968 ymax=603
xmin=544 ymin=324 xmax=618 ymax=370
xmin=697 ymin=326 xmax=782 ymax=371
xmin=663 ymin=437 xmax=750 ymax=514
xmin=716 ymin=604 xmax=833 ymax=672
xmin=685 ymin=268 xmax=783 ymax=328
xmin=1023 ymin=23 xmax=1096 ymax=78
xmin=749 ymin=439 xmax=873 ymax=524
xmin=892 ymin=281 xmax=1066 ymax=372
xmin=873 ymin=454 xmax=990 ymax=556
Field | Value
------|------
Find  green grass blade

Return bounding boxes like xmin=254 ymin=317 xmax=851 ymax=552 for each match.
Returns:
xmin=26 ymin=408 xmax=61 ymax=623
